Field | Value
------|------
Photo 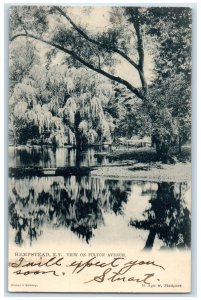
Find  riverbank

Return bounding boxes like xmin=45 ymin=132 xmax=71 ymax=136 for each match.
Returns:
xmin=91 ymin=161 xmax=191 ymax=182
xmin=91 ymin=146 xmax=191 ymax=182
xmin=9 ymin=145 xmax=191 ymax=182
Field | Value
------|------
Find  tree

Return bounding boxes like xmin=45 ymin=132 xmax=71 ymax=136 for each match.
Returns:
xmin=9 ymin=39 xmax=39 ymax=144
xmin=9 ymin=6 xmax=192 ymax=159
xmin=9 ymin=39 xmax=38 ymax=94
xmin=10 ymin=6 xmax=145 ymax=98
xmin=143 ymin=7 xmax=192 ymax=157
xmin=10 ymin=62 xmax=116 ymax=146
xmin=147 ymin=74 xmax=191 ymax=160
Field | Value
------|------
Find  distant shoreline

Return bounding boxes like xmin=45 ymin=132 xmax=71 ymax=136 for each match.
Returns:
xmin=9 ymin=145 xmax=191 ymax=182
xmin=90 ymin=162 xmax=191 ymax=182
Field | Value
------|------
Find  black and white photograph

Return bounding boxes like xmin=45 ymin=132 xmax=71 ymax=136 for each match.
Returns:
xmin=8 ymin=5 xmax=192 ymax=293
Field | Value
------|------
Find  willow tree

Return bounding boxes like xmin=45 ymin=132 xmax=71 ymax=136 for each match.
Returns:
xmin=10 ymin=61 xmax=116 ymax=145
xmin=10 ymin=6 xmax=192 ymax=159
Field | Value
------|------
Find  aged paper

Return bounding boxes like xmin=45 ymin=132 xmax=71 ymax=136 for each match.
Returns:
xmin=8 ymin=6 xmax=192 ymax=293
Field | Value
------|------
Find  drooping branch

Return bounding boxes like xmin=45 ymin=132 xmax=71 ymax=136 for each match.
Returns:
xmin=53 ymin=6 xmax=139 ymax=71
xmin=10 ymin=33 xmax=144 ymax=100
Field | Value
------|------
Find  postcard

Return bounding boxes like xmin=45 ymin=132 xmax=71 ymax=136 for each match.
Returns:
xmin=8 ymin=5 xmax=192 ymax=293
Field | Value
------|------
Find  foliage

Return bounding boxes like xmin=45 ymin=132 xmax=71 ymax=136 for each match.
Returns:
xmin=9 ymin=6 xmax=192 ymax=159
xmin=9 ymin=40 xmax=38 ymax=94
xmin=10 ymin=63 xmax=116 ymax=145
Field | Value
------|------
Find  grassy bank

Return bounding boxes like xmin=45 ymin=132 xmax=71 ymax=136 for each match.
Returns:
xmin=96 ymin=145 xmax=191 ymax=163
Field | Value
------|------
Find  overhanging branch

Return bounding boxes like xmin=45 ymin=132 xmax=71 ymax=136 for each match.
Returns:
xmin=10 ymin=33 xmax=144 ymax=100
xmin=53 ymin=6 xmax=139 ymax=71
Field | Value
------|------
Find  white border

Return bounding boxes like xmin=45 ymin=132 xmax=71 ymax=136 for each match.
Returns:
xmin=1 ymin=1 xmax=199 ymax=300
xmin=0 ymin=0 xmax=199 ymax=4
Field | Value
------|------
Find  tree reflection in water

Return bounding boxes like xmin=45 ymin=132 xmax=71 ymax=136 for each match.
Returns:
xmin=9 ymin=176 xmax=131 ymax=246
xmin=130 ymin=182 xmax=191 ymax=250
xmin=9 ymin=146 xmax=109 ymax=168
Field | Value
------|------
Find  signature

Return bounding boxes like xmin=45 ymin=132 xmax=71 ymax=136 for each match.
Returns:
xmin=85 ymin=268 xmax=155 ymax=284
xmin=10 ymin=256 xmax=165 ymax=284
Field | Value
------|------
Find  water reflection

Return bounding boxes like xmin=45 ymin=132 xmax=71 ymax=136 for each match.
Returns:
xmin=9 ymin=176 xmax=130 ymax=245
xmin=9 ymin=146 xmax=109 ymax=168
xmin=9 ymin=177 xmax=191 ymax=250
xmin=130 ymin=182 xmax=191 ymax=250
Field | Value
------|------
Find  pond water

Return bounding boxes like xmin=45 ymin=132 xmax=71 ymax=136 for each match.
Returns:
xmin=9 ymin=146 xmax=110 ymax=168
xmin=9 ymin=175 xmax=191 ymax=251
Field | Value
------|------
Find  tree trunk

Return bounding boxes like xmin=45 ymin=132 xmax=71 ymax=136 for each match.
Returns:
xmin=75 ymin=148 xmax=81 ymax=167
xmin=178 ymin=136 xmax=182 ymax=154
xmin=154 ymin=138 xmax=171 ymax=163
xmin=144 ymin=229 xmax=157 ymax=250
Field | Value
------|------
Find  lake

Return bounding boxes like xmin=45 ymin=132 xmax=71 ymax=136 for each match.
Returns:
xmin=8 ymin=146 xmax=191 ymax=251
xmin=9 ymin=176 xmax=191 ymax=249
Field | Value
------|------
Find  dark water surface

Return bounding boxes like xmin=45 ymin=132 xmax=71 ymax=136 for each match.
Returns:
xmin=9 ymin=146 xmax=109 ymax=168
xmin=9 ymin=175 xmax=191 ymax=250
